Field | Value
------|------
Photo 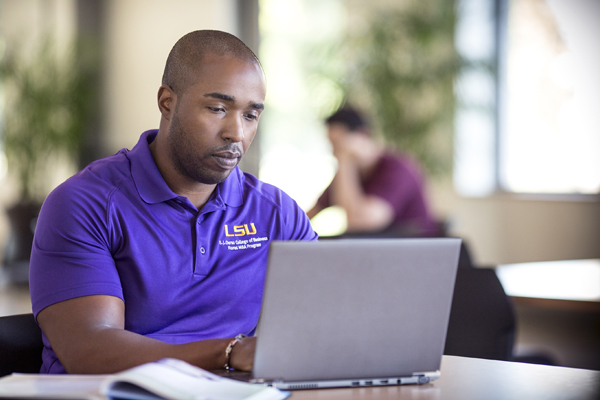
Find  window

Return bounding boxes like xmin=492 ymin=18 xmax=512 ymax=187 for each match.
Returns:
xmin=258 ymin=0 xmax=347 ymax=235
xmin=455 ymin=0 xmax=600 ymax=197
xmin=258 ymin=0 xmax=346 ymax=207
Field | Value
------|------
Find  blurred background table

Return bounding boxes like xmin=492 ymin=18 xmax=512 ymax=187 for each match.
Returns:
xmin=496 ymin=259 xmax=600 ymax=311
xmin=495 ymin=259 xmax=600 ymax=370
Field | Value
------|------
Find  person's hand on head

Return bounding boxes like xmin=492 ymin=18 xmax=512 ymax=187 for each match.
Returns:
xmin=327 ymin=123 xmax=346 ymax=159
xmin=344 ymin=133 xmax=370 ymax=160
xmin=328 ymin=123 xmax=367 ymax=162
xmin=331 ymin=131 xmax=370 ymax=165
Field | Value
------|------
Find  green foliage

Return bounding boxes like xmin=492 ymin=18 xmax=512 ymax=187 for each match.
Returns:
xmin=308 ymin=1 xmax=462 ymax=177
xmin=0 ymin=37 xmax=99 ymax=202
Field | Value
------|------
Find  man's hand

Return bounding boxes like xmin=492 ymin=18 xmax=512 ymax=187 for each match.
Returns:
xmin=229 ymin=336 xmax=257 ymax=371
xmin=331 ymin=132 xmax=369 ymax=163
xmin=327 ymin=129 xmax=395 ymax=232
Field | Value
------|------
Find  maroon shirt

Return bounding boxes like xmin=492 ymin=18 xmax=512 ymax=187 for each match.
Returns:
xmin=316 ymin=152 xmax=436 ymax=236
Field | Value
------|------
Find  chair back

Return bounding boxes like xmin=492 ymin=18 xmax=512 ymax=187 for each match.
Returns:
xmin=444 ymin=267 xmax=516 ymax=361
xmin=0 ymin=313 xmax=43 ymax=376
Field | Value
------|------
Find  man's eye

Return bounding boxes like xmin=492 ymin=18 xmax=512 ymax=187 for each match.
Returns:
xmin=208 ymin=107 xmax=225 ymax=113
xmin=244 ymin=113 xmax=258 ymax=121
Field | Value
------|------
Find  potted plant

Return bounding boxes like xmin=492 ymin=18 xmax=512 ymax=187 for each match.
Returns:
xmin=0 ymin=37 xmax=98 ymax=283
xmin=308 ymin=1 xmax=465 ymax=178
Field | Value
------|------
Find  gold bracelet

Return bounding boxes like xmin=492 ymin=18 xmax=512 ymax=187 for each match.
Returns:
xmin=224 ymin=334 xmax=247 ymax=370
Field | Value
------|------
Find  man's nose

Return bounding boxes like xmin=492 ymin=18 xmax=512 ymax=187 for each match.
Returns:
xmin=221 ymin=114 xmax=245 ymax=143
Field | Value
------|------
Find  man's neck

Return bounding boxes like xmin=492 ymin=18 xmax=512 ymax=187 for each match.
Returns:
xmin=149 ymin=136 xmax=217 ymax=211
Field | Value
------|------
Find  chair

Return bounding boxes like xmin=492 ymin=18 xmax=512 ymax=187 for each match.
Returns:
xmin=0 ymin=313 xmax=44 ymax=376
xmin=444 ymin=267 xmax=516 ymax=361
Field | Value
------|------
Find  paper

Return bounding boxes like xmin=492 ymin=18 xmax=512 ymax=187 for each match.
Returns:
xmin=0 ymin=359 xmax=289 ymax=400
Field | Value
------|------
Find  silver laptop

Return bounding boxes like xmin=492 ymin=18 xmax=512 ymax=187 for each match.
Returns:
xmin=247 ymin=238 xmax=461 ymax=390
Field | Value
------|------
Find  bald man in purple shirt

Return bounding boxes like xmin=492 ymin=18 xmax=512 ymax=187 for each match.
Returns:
xmin=29 ymin=30 xmax=317 ymax=375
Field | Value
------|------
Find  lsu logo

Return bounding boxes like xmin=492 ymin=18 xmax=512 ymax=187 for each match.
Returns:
xmin=224 ymin=223 xmax=257 ymax=237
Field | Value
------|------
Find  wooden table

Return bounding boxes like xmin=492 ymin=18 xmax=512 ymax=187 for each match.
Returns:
xmin=289 ymin=356 xmax=600 ymax=400
xmin=496 ymin=259 xmax=600 ymax=311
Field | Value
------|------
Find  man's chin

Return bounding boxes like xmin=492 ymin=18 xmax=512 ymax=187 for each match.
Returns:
xmin=194 ymin=168 xmax=235 ymax=185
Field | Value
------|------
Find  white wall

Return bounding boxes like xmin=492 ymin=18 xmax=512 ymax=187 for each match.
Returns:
xmin=103 ymin=0 xmax=238 ymax=153
xmin=431 ymin=181 xmax=600 ymax=266
xmin=0 ymin=0 xmax=76 ymax=51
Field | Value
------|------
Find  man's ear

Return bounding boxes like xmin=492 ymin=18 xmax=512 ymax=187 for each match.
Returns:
xmin=158 ymin=84 xmax=176 ymax=120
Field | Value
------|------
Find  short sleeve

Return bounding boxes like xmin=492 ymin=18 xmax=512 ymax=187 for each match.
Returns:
xmin=29 ymin=179 xmax=123 ymax=319
xmin=365 ymin=155 xmax=421 ymax=215
xmin=280 ymin=191 xmax=319 ymax=242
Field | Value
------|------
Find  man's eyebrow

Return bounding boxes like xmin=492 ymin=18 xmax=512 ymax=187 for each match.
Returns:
xmin=204 ymin=92 xmax=234 ymax=102
xmin=204 ymin=92 xmax=264 ymax=110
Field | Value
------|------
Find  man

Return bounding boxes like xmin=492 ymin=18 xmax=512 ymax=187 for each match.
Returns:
xmin=29 ymin=30 xmax=317 ymax=374
xmin=307 ymin=106 xmax=436 ymax=236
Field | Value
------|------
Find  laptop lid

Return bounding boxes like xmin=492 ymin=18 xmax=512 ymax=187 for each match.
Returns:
xmin=252 ymin=238 xmax=461 ymax=389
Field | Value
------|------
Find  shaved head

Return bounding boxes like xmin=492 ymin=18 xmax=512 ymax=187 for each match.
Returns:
xmin=162 ymin=30 xmax=262 ymax=95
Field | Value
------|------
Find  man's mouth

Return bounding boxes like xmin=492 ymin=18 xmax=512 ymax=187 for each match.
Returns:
xmin=212 ymin=151 xmax=241 ymax=169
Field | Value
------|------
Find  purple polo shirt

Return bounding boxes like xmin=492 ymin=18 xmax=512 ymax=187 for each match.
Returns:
xmin=29 ymin=130 xmax=317 ymax=374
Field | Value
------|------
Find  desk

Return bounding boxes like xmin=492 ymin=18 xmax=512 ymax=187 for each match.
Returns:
xmin=290 ymin=356 xmax=600 ymax=400
xmin=495 ymin=259 xmax=600 ymax=370
xmin=495 ymin=259 xmax=600 ymax=311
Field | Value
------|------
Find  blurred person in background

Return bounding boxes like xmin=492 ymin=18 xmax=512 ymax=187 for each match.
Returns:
xmin=307 ymin=106 xmax=436 ymax=237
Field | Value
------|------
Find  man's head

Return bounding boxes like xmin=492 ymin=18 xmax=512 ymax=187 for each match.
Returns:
xmin=155 ymin=30 xmax=266 ymax=187
xmin=325 ymin=106 xmax=375 ymax=161
xmin=325 ymin=106 xmax=369 ymax=134
xmin=162 ymin=30 xmax=261 ymax=96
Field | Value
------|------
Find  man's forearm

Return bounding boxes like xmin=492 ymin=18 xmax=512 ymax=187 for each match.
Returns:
xmin=37 ymin=295 xmax=255 ymax=374
xmin=331 ymin=157 xmax=364 ymax=219
xmin=58 ymin=327 xmax=232 ymax=374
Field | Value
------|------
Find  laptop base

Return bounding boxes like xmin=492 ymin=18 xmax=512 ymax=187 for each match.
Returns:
xmin=217 ymin=370 xmax=440 ymax=390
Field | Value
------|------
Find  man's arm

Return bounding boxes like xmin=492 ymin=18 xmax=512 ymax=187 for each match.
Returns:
xmin=37 ymin=295 xmax=255 ymax=374
xmin=306 ymin=203 xmax=324 ymax=220
xmin=331 ymin=153 xmax=395 ymax=232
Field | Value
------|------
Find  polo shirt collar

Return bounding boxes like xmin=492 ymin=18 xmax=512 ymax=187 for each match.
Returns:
xmin=215 ymin=165 xmax=244 ymax=207
xmin=129 ymin=130 xmax=244 ymax=207
xmin=129 ymin=130 xmax=177 ymax=204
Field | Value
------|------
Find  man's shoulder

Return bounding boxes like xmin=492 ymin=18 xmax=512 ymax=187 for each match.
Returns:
xmin=237 ymin=171 xmax=317 ymax=241
xmin=49 ymin=150 xmax=132 ymax=205
xmin=381 ymin=151 xmax=411 ymax=166
xmin=239 ymin=172 xmax=297 ymax=209
xmin=379 ymin=152 xmax=424 ymax=176
xmin=240 ymin=172 xmax=286 ymax=201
